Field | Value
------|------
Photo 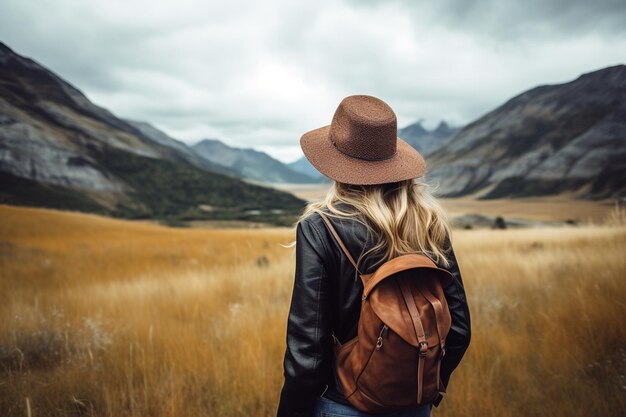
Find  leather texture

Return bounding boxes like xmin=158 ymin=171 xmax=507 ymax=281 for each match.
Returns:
xmin=276 ymin=207 xmax=472 ymax=417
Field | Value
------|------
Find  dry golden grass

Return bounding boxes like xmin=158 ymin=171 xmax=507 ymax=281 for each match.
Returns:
xmin=1 ymin=203 xmax=625 ymax=417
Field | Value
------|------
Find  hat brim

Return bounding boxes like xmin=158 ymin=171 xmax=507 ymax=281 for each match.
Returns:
xmin=300 ymin=125 xmax=427 ymax=185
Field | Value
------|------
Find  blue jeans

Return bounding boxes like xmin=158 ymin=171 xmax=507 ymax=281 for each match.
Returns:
xmin=313 ymin=396 xmax=431 ymax=417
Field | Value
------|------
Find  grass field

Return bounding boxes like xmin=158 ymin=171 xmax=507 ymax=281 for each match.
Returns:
xmin=0 ymin=203 xmax=625 ymax=417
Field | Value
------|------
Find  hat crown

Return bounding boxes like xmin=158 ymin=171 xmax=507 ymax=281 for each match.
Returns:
xmin=329 ymin=95 xmax=398 ymax=161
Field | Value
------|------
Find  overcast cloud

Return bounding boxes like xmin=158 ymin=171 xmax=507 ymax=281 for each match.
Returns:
xmin=1 ymin=0 xmax=625 ymax=162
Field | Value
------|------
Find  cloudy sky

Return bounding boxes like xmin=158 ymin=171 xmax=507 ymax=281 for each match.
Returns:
xmin=1 ymin=0 xmax=625 ymax=162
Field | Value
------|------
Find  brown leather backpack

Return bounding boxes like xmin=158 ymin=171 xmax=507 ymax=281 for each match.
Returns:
xmin=319 ymin=212 xmax=454 ymax=413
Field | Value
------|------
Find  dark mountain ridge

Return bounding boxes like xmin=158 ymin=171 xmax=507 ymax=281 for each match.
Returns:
xmin=0 ymin=42 xmax=305 ymax=224
xmin=426 ymin=64 xmax=626 ymax=200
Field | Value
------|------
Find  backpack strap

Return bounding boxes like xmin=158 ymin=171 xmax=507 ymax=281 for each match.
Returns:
xmin=419 ymin=285 xmax=447 ymax=394
xmin=318 ymin=211 xmax=362 ymax=275
xmin=419 ymin=286 xmax=447 ymax=354
xmin=398 ymin=274 xmax=428 ymax=405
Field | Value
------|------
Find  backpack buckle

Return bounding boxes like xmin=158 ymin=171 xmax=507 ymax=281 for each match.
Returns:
xmin=419 ymin=341 xmax=428 ymax=357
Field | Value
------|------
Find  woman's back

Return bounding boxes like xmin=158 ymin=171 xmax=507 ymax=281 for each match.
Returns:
xmin=275 ymin=95 xmax=471 ymax=417
xmin=277 ymin=207 xmax=471 ymax=416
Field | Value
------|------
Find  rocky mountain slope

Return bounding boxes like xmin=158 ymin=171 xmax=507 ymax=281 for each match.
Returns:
xmin=426 ymin=65 xmax=626 ymax=200
xmin=0 ymin=42 xmax=305 ymax=223
xmin=125 ymin=119 xmax=237 ymax=177
xmin=192 ymin=139 xmax=317 ymax=184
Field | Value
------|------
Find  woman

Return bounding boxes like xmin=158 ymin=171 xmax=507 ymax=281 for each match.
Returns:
xmin=276 ymin=95 xmax=471 ymax=417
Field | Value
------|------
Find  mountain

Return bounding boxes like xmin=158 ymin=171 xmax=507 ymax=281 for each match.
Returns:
xmin=426 ymin=65 xmax=626 ymax=200
xmin=0 ymin=42 xmax=305 ymax=224
xmin=288 ymin=156 xmax=327 ymax=181
xmin=125 ymin=119 xmax=237 ymax=177
xmin=398 ymin=120 xmax=459 ymax=155
xmin=192 ymin=139 xmax=318 ymax=184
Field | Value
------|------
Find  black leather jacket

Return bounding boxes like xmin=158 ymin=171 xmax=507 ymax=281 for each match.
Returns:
xmin=276 ymin=208 xmax=472 ymax=417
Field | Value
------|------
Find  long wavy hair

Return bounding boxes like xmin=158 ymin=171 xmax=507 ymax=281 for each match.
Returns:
xmin=295 ymin=178 xmax=453 ymax=270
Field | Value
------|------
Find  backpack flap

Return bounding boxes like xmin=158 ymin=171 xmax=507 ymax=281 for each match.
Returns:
xmin=362 ymin=254 xmax=453 ymax=299
xmin=363 ymin=254 xmax=453 ymax=348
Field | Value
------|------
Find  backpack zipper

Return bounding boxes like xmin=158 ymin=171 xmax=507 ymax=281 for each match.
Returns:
xmin=354 ymin=323 xmax=390 ymax=393
xmin=375 ymin=324 xmax=389 ymax=350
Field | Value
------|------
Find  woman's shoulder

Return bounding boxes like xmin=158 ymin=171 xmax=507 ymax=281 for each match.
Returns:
xmin=299 ymin=203 xmax=344 ymax=223
xmin=296 ymin=210 xmax=328 ymax=239
xmin=298 ymin=206 xmax=356 ymax=234
xmin=299 ymin=209 xmax=324 ymax=227
xmin=299 ymin=207 xmax=373 ymax=252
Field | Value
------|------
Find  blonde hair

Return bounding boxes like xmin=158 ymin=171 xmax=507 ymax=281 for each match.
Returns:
xmin=294 ymin=178 xmax=453 ymax=270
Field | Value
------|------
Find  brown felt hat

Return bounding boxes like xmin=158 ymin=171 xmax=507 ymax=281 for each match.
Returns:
xmin=300 ymin=95 xmax=427 ymax=185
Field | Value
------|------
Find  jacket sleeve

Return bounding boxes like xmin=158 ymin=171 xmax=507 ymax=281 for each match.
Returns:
xmin=276 ymin=218 xmax=333 ymax=417
xmin=434 ymin=233 xmax=472 ymax=407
